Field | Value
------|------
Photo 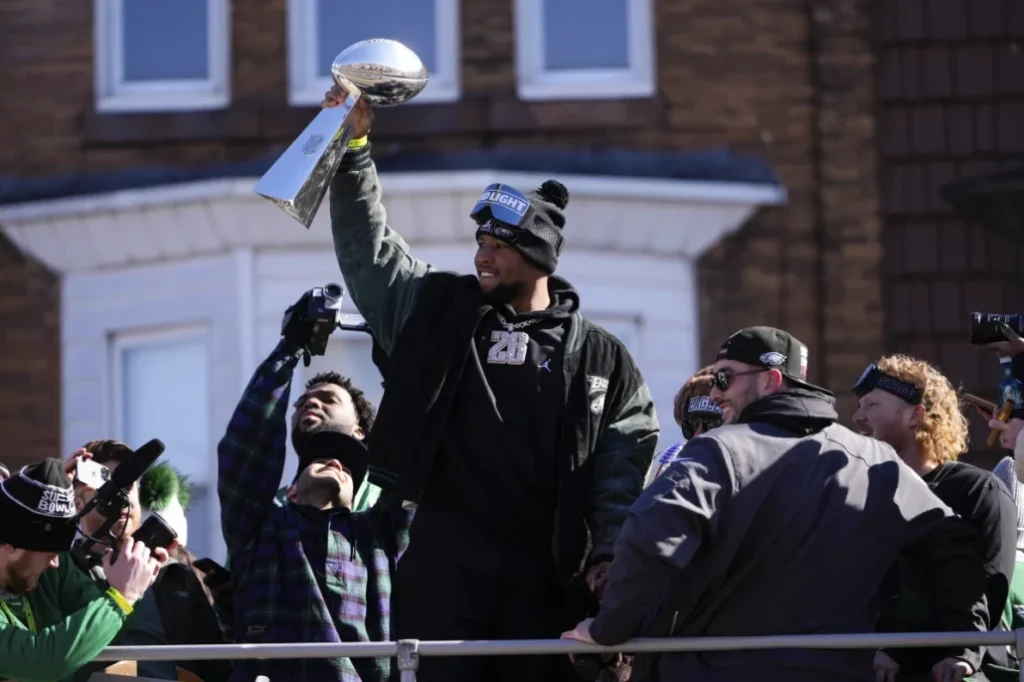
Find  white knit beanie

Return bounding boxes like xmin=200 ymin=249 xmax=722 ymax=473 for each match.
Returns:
xmin=992 ymin=456 xmax=1024 ymax=553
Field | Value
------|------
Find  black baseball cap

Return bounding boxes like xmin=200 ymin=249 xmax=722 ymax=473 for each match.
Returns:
xmin=295 ymin=427 xmax=369 ymax=494
xmin=716 ymin=326 xmax=819 ymax=390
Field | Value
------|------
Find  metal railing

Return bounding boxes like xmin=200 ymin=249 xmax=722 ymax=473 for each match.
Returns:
xmin=92 ymin=629 xmax=1024 ymax=681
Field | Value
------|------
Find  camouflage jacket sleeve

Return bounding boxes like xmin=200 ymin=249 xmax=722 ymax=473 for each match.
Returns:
xmin=587 ymin=339 xmax=660 ymax=563
xmin=329 ymin=144 xmax=433 ymax=355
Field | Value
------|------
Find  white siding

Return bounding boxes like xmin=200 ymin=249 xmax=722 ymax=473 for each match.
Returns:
xmin=62 ymin=251 xmax=253 ymax=562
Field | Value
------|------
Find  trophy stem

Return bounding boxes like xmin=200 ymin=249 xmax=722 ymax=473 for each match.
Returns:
xmin=253 ymin=94 xmax=360 ymax=229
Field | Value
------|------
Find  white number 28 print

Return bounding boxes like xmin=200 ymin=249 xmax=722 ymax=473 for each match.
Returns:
xmin=487 ymin=330 xmax=529 ymax=365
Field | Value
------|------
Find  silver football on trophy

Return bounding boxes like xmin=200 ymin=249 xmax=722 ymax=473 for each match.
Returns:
xmin=331 ymin=38 xmax=429 ymax=107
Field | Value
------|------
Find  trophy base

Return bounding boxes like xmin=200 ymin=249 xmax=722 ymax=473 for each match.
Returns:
xmin=253 ymin=97 xmax=359 ymax=229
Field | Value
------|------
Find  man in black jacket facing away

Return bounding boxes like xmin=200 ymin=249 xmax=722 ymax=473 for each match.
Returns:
xmin=564 ymin=327 xmax=988 ymax=682
xmin=323 ymin=93 xmax=658 ymax=681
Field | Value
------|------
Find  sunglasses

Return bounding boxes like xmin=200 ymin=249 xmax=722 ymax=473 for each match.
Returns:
xmin=712 ymin=368 xmax=767 ymax=392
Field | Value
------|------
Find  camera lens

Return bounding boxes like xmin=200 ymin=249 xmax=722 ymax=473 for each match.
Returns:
xmin=325 ymin=283 xmax=343 ymax=298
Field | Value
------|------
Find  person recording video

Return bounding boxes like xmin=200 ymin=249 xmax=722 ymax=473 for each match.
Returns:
xmin=977 ymin=322 xmax=1024 ymax=458
xmin=0 ymin=459 xmax=165 ymax=682
xmin=218 ymin=289 xmax=412 ymax=682
xmin=66 ymin=441 xmax=229 ymax=682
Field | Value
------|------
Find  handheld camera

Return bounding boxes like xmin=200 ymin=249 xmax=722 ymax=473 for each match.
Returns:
xmin=281 ymin=283 xmax=369 ymax=357
xmin=131 ymin=512 xmax=178 ymax=551
xmin=969 ymin=312 xmax=1024 ymax=346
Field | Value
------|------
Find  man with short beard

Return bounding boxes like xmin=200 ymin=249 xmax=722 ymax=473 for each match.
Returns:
xmin=322 ymin=92 xmax=658 ymax=682
xmin=852 ymin=355 xmax=1017 ymax=682
xmin=0 ymin=459 xmax=164 ymax=681
xmin=564 ymin=327 xmax=988 ymax=682
xmin=274 ymin=371 xmax=380 ymax=510
xmin=218 ymin=328 xmax=411 ymax=682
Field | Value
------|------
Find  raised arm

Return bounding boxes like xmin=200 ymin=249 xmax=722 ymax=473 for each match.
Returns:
xmin=217 ymin=340 xmax=302 ymax=559
xmin=587 ymin=343 xmax=660 ymax=564
xmin=329 ymin=140 xmax=432 ymax=356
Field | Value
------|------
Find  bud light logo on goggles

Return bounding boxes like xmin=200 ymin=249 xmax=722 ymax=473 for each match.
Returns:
xmin=470 ymin=183 xmax=532 ymax=228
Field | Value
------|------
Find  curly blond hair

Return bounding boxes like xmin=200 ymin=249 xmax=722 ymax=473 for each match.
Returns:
xmin=876 ymin=354 xmax=969 ymax=464
xmin=673 ymin=366 xmax=716 ymax=428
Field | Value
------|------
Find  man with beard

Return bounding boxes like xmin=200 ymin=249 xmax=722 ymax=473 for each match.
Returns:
xmin=322 ymin=92 xmax=658 ymax=682
xmin=218 ymin=317 xmax=412 ymax=682
xmin=66 ymin=440 xmax=229 ymax=682
xmin=564 ymin=327 xmax=988 ymax=682
xmin=0 ymin=458 xmax=164 ymax=682
xmin=273 ymin=371 xmax=380 ymax=510
xmin=852 ymin=355 xmax=1017 ymax=682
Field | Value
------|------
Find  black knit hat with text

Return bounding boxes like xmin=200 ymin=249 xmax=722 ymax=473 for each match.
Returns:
xmin=0 ymin=459 xmax=78 ymax=552
xmin=474 ymin=180 xmax=569 ymax=274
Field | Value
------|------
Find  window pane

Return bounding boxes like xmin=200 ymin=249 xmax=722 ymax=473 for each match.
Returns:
xmin=316 ymin=0 xmax=437 ymax=77
xmin=122 ymin=0 xmax=209 ymax=81
xmin=542 ymin=0 xmax=629 ymax=70
xmin=121 ymin=335 xmax=210 ymax=487
xmin=183 ymin=485 xmax=212 ymax=559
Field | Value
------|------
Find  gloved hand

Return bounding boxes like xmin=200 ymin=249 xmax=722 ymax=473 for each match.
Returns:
xmin=281 ymin=290 xmax=314 ymax=365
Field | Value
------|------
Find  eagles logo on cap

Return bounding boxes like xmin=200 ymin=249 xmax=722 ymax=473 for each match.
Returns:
xmin=687 ymin=395 xmax=722 ymax=416
xmin=759 ymin=352 xmax=787 ymax=366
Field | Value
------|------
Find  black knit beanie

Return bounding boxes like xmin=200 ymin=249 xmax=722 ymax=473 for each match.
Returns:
xmin=0 ymin=459 xmax=78 ymax=552
xmin=473 ymin=180 xmax=570 ymax=274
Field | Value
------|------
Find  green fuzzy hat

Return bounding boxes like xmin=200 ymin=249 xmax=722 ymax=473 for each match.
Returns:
xmin=139 ymin=463 xmax=191 ymax=512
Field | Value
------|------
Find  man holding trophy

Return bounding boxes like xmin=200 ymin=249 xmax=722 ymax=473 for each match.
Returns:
xmin=321 ymin=90 xmax=658 ymax=682
xmin=252 ymin=38 xmax=658 ymax=682
xmin=254 ymin=38 xmax=656 ymax=680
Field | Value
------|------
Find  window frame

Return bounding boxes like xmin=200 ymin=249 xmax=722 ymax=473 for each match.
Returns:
xmin=94 ymin=0 xmax=231 ymax=113
xmin=109 ymin=324 xmax=211 ymax=476
xmin=285 ymin=0 xmax=461 ymax=107
xmin=513 ymin=0 xmax=656 ymax=101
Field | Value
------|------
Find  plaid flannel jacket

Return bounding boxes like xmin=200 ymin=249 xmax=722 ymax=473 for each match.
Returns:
xmin=218 ymin=340 xmax=411 ymax=682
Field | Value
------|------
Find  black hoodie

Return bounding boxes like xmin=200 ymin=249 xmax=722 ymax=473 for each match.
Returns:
xmin=590 ymin=387 xmax=989 ymax=682
xmin=419 ymin=282 xmax=580 ymax=551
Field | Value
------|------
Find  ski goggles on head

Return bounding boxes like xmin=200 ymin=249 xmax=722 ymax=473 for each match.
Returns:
xmin=470 ymin=183 xmax=532 ymax=229
xmin=853 ymin=364 xmax=924 ymax=405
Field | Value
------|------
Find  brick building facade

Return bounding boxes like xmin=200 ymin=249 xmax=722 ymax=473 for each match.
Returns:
xmin=0 ymin=0 xmax=1018 ymax=478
